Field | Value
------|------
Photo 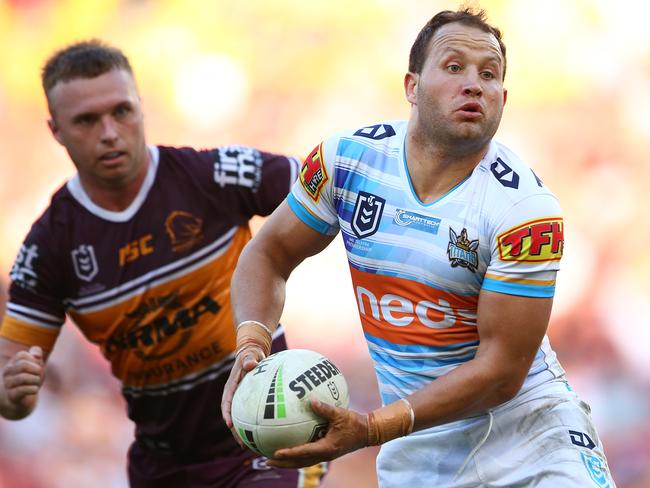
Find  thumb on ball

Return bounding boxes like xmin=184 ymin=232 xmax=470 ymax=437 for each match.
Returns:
xmin=310 ymin=398 xmax=333 ymax=417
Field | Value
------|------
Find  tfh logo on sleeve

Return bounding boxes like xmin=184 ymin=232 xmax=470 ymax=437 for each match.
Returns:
xmin=299 ymin=143 xmax=329 ymax=203
xmin=497 ymin=217 xmax=564 ymax=262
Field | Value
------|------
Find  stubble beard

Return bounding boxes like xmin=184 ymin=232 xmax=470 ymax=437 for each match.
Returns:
xmin=418 ymin=105 xmax=502 ymax=160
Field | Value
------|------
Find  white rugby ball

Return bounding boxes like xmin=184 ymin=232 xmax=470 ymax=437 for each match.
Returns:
xmin=232 ymin=349 xmax=349 ymax=458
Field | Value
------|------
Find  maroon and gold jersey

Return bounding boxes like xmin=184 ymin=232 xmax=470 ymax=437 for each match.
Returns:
xmin=1 ymin=144 xmax=299 ymax=459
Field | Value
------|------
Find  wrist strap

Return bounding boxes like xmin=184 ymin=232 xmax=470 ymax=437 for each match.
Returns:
xmin=235 ymin=320 xmax=272 ymax=358
xmin=367 ymin=398 xmax=414 ymax=446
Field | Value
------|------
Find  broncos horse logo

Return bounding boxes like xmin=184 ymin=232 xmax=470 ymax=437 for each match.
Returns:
xmin=165 ymin=211 xmax=204 ymax=253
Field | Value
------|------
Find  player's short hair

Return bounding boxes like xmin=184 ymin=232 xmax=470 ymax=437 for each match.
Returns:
xmin=42 ymin=39 xmax=134 ymax=107
xmin=409 ymin=8 xmax=507 ymax=80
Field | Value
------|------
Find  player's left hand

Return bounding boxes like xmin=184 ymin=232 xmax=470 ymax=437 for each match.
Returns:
xmin=267 ymin=398 xmax=368 ymax=468
xmin=221 ymin=344 xmax=266 ymax=446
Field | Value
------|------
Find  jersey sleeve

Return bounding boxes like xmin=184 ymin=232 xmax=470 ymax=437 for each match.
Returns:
xmin=208 ymin=145 xmax=300 ymax=218
xmin=286 ymin=136 xmax=340 ymax=236
xmin=483 ymin=194 xmax=564 ymax=298
xmin=1 ymin=220 xmax=66 ymax=352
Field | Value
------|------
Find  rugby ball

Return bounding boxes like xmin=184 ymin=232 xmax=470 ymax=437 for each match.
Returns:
xmin=232 ymin=349 xmax=349 ymax=458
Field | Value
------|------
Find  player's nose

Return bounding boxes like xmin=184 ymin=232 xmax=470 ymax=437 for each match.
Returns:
xmin=99 ymin=115 xmax=119 ymax=142
xmin=462 ymin=68 xmax=483 ymax=97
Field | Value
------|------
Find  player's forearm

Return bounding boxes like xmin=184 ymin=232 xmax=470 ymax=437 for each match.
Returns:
xmin=408 ymin=354 xmax=525 ymax=432
xmin=231 ymin=240 xmax=288 ymax=331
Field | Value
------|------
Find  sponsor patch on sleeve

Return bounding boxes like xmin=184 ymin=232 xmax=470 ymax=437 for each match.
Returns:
xmin=299 ymin=143 xmax=328 ymax=203
xmin=497 ymin=217 xmax=563 ymax=262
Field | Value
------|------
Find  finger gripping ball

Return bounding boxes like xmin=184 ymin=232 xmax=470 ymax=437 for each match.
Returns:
xmin=232 ymin=349 xmax=349 ymax=458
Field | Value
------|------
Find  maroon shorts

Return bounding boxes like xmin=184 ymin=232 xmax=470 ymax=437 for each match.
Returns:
xmin=128 ymin=441 xmax=327 ymax=488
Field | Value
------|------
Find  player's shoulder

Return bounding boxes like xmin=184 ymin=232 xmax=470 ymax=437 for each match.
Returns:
xmin=320 ymin=120 xmax=406 ymax=160
xmin=22 ymin=181 xmax=77 ymax=248
xmin=327 ymin=120 xmax=406 ymax=144
xmin=156 ymin=144 xmax=206 ymax=166
xmin=481 ymin=140 xmax=559 ymax=206
xmin=157 ymin=143 xmax=281 ymax=173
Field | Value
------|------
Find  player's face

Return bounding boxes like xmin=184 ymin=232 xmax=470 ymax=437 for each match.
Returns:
xmin=47 ymin=68 xmax=148 ymax=191
xmin=405 ymin=22 xmax=507 ymax=152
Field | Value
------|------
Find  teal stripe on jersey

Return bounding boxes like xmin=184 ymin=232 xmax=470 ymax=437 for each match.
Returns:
xmin=369 ymin=347 xmax=475 ymax=372
xmin=339 ymin=138 xmax=401 ymax=176
xmin=287 ymin=194 xmax=337 ymax=235
xmin=375 ymin=366 xmax=419 ymax=393
xmin=364 ymin=331 xmax=479 ymax=353
xmin=482 ymin=277 xmax=555 ymax=298
xmin=348 ymin=259 xmax=481 ymax=297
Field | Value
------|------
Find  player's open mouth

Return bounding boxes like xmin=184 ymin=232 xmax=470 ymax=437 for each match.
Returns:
xmin=456 ymin=103 xmax=483 ymax=120
xmin=100 ymin=151 xmax=127 ymax=162
xmin=457 ymin=102 xmax=482 ymax=113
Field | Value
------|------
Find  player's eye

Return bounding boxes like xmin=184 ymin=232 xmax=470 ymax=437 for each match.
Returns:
xmin=447 ymin=64 xmax=462 ymax=73
xmin=114 ymin=104 xmax=132 ymax=117
xmin=75 ymin=114 xmax=97 ymax=126
xmin=481 ymin=70 xmax=495 ymax=80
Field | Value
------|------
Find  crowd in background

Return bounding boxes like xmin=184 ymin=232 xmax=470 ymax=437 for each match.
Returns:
xmin=1 ymin=0 xmax=649 ymax=486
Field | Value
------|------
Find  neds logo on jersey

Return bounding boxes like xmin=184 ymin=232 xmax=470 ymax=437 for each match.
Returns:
xmin=300 ymin=143 xmax=328 ymax=202
xmin=497 ymin=217 xmax=563 ymax=262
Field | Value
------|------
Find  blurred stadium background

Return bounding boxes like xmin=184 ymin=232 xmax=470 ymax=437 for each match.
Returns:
xmin=1 ymin=0 xmax=649 ymax=486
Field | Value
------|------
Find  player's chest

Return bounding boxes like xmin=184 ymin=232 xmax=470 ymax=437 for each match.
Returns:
xmin=338 ymin=185 xmax=490 ymax=282
xmin=65 ymin=197 xmax=232 ymax=296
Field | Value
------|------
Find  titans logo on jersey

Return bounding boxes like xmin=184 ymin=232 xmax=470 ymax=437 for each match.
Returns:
xmin=288 ymin=120 xmax=565 ymax=406
xmin=447 ymin=228 xmax=479 ymax=272
xmin=1 ymin=144 xmax=299 ymax=457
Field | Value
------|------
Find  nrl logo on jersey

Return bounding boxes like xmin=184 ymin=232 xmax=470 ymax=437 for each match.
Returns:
xmin=71 ymin=244 xmax=99 ymax=282
xmin=447 ymin=227 xmax=479 ymax=272
xmin=351 ymin=191 xmax=385 ymax=239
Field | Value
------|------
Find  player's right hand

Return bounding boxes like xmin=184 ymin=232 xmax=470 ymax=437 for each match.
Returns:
xmin=221 ymin=345 xmax=266 ymax=445
xmin=2 ymin=346 xmax=44 ymax=413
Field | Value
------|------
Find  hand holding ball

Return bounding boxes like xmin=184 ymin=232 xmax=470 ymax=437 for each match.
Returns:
xmin=231 ymin=349 xmax=349 ymax=458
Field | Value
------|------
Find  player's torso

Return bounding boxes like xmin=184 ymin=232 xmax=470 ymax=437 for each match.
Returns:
xmin=326 ymin=122 xmax=559 ymax=401
xmin=61 ymin=146 xmax=250 ymax=390
xmin=333 ymin=123 xmax=491 ymax=329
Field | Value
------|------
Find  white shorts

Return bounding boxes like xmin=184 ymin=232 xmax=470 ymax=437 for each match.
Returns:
xmin=376 ymin=379 xmax=615 ymax=487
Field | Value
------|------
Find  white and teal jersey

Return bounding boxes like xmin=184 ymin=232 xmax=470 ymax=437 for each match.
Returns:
xmin=288 ymin=120 xmax=566 ymax=405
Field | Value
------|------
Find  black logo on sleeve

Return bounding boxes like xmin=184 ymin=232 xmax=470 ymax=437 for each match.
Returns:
xmin=490 ymin=157 xmax=520 ymax=189
xmin=569 ymin=430 xmax=596 ymax=450
xmin=353 ymin=124 xmax=396 ymax=140
xmin=351 ymin=191 xmax=385 ymax=239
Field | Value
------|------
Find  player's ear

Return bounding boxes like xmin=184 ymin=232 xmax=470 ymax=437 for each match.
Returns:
xmin=404 ymin=72 xmax=418 ymax=106
xmin=47 ymin=118 xmax=64 ymax=145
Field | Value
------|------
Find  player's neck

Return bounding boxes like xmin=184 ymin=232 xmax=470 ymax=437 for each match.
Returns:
xmin=404 ymin=130 xmax=488 ymax=204
xmin=80 ymin=158 xmax=150 ymax=212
